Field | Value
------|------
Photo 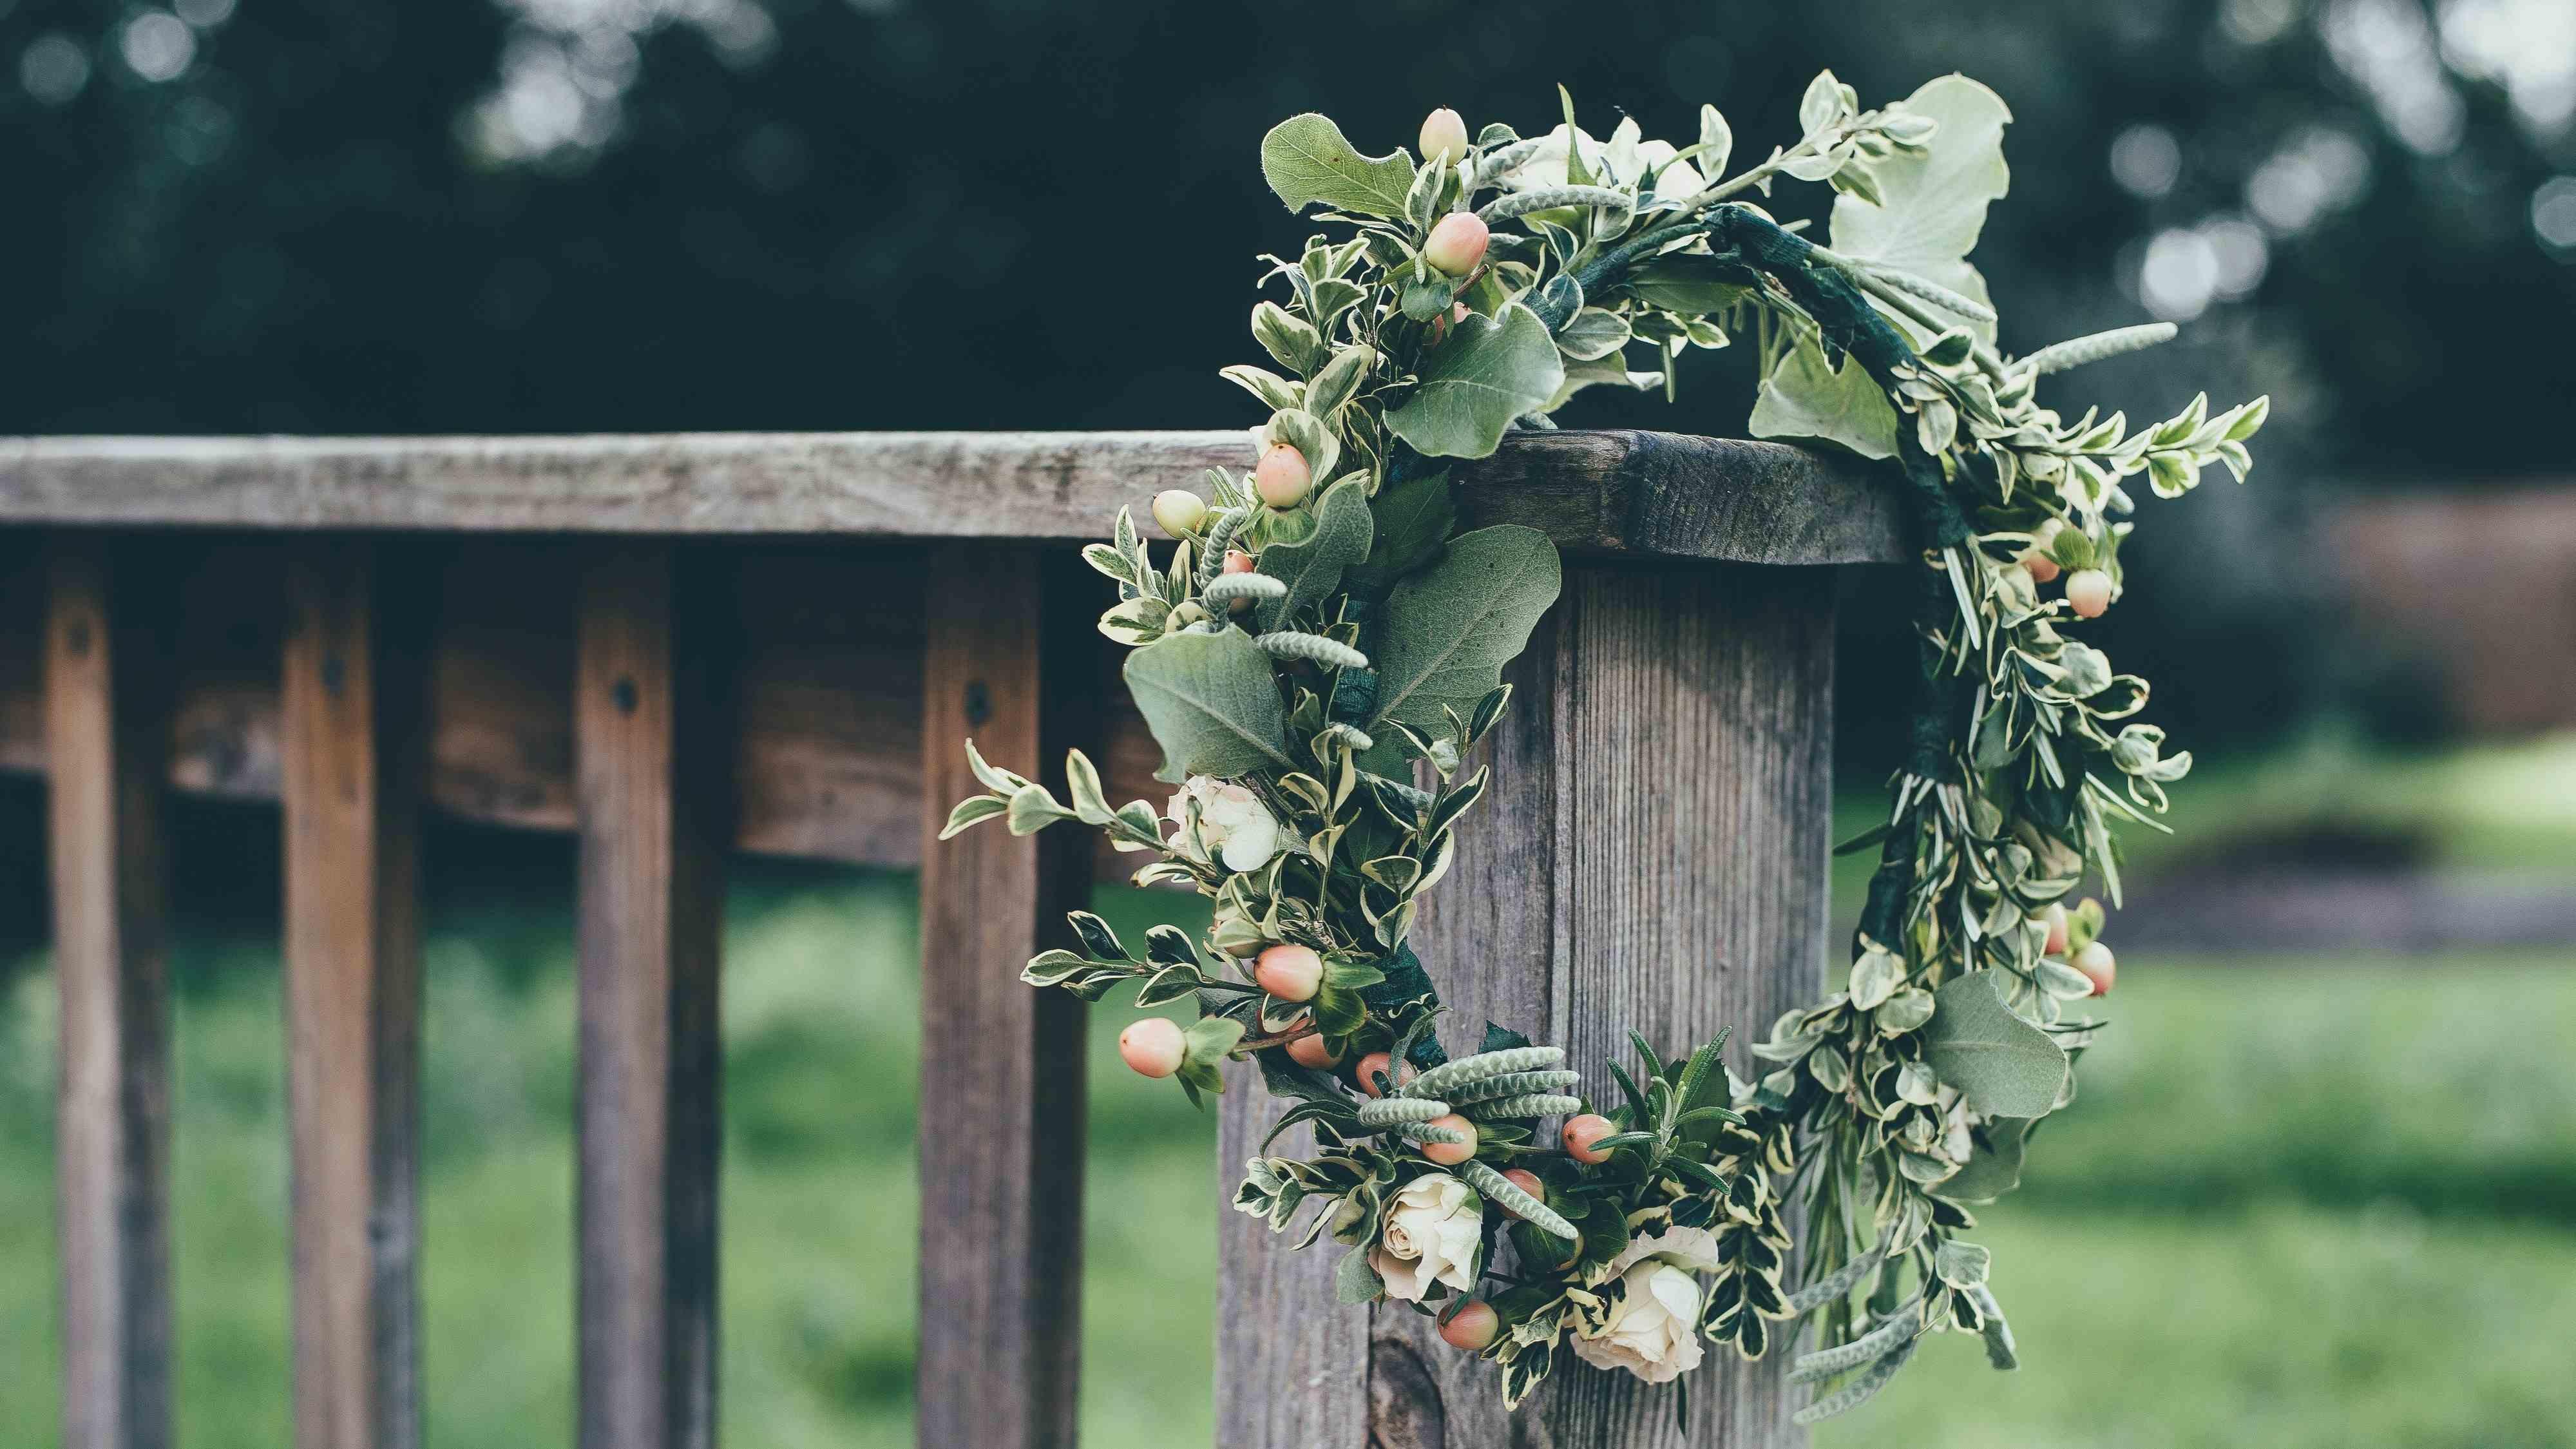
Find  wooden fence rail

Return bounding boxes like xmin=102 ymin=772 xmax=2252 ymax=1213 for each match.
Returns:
xmin=0 ymin=430 xmax=1906 ymax=1448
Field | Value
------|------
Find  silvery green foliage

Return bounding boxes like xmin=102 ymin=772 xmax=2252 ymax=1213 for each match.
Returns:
xmin=939 ymin=69 xmax=2265 ymax=1419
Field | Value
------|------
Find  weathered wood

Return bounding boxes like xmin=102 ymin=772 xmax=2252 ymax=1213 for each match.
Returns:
xmin=280 ymin=543 xmax=425 ymax=1449
xmin=1217 ymin=559 xmax=1833 ymax=1448
xmin=575 ymin=546 xmax=729 ymax=1449
xmin=0 ymin=432 xmax=1907 ymax=564
xmin=0 ymin=542 xmax=1149 ymax=875
xmin=44 ymin=544 xmax=175 ymax=1449
xmin=915 ymin=546 xmax=1094 ymax=1449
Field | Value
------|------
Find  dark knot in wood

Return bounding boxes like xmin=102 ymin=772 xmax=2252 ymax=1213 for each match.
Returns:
xmin=1368 ymin=1334 xmax=1447 ymax=1449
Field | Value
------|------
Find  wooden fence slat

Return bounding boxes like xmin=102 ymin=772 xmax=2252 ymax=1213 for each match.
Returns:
xmin=45 ymin=544 xmax=175 ymax=1449
xmin=575 ymin=546 xmax=728 ymax=1449
xmin=280 ymin=543 xmax=425 ymax=1449
xmin=915 ymin=546 xmax=1094 ymax=1449
xmin=1218 ymin=560 xmax=1834 ymax=1449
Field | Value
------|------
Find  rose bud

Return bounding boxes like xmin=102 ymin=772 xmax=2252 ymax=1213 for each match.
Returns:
xmin=2072 ymin=941 xmax=2116 ymax=996
xmin=1439 ymin=1300 xmax=1500 ymax=1352
xmin=2065 ymin=568 xmax=2113 ymax=619
xmin=2019 ymin=519 xmax=2064 ymax=583
xmin=1254 ymin=944 xmax=1324 ymax=1003
xmin=1418 ymin=108 xmax=1471 ymax=166
xmin=2041 ymin=902 xmax=2069 ymax=957
xmin=1422 ymin=211 xmax=1490 ymax=276
xmin=1286 ymin=1029 xmax=1342 ymax=1070
xmin=1150 ymin=488 xmax=1207 ymax=537
xmin=1221 ymin=549 xmax=1256 ymax=574
xmin=1118 ymin=1017 xmax=1187 ymax=1079
xmin=1419 ymin=1113 xmax=1478 ymax=1166
xmin=1254 ymin=443 xmax=1312 ymax=508
xmin=1562 ymin=1113 xmax=1618 ymax=1164
xmin=1353 ymin=1051 xmax=1415 ymax=1098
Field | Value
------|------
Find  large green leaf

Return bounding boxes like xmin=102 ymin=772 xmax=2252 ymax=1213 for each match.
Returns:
xmin=1345 ymin=467 xmax=1455 ymax=593
xmin=1368 ymin=526 xmax=1560 ymax=757
xmin=1123 ymin=627 xmax=1293 ymax=782
xmin=1257 ymin=474 xmax=1373 ymax=630
xmin=1260 ymin=113 xmax=1417 ymax=219
xmin=1384 ymin=305 xmax=1566 ymax=459
xmin=1748 ymin=337 xmax=1901 ymax=459
xmin=1827 ymin=75 xmax=2012 ymax=340
xmin=1921 ymin=972 xmax=2068 ymax=1119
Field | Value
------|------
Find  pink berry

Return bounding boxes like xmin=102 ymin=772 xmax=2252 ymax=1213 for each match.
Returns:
xmin=2041 ymin=903 xmax=2069 ymax=957
xmin=2019 ymin=520 xmax=2064 ymax=582
xmin=2066 ymin=569 xmax=2113 ymax=619
xmin=2023 ymin=553 xmax=2062 ymax=584
xmin=1420 ymin=1113 xmax=1477 ymax=1166
xmin=1286 ymin=1030 xmax=1342 ymax=1070
xmin=1354 ymin=1051 xmax=1414 ymax=1098
xmin=1149 ymin=488 xmax=1207 ymax=537
xmin=1254 ymin=944 xmax=1324 ymax=1003
xmin=1254 ymin=443 xmax=1312 ymax=508
xmin=1563 ymin=1113 xmax=1618 ymax=1164
xmin=1439 ymin=1300 xmax=1499 ymax=1351
xmin=1422 ymin=211 xmax=1489 ymax=276
xmin=1221 ymin=549 xmax=1255 ymax=574
xmin=1418 ymin=108 xmax=1471 ymax=166
xmin=2073 ymin=941 xmax=2116 ymax=996
xmin=1118 ymin=1018 xmax=1187 ymax=1079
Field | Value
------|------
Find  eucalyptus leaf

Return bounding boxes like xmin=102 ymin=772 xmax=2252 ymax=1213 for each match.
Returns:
xmin=1367 ymin=526 xmax=1561 ymax=763
xmin=1123 ymin=627 xmax=1295 ymax=782
xmin=1257 ymin=475 xmax=1373 ymax=631
xmin=1261 ymin=113 xmax=1417 ymax=219
xmin=1384 ymin=304 xmax=1566 ymax=459
xmin=1921 ymin=973 xmax=2069 ymax=1118
xmin=1750 ymin=337 xmax=1902 ymax=460
xmin=1827 ymin=75 xmax=2012 ymax=341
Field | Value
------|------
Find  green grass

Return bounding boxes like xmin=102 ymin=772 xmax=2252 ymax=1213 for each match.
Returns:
xmin=1 ymin=875 xmax=2570 ymax=1446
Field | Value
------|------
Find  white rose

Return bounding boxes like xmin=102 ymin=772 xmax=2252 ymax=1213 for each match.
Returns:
xmin=1570 ymin=1260 xmax=1705 ymax=1384
xmin=1166 ymin=776 xmax=1283 ymax=873
xmin=1596 ymin=1223 xmax=1722 ymax=1280
xmin=1370 ymin=1173 xmax=1482 ymax=1302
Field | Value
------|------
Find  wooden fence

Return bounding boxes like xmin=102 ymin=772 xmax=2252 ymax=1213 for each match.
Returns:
xmin=0 ymin=429 xmax=1906 ymax=1449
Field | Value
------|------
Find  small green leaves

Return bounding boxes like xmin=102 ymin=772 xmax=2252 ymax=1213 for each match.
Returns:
xmin=1261 ymin=113 xmax=1417 ymax=219
xmin=1921 ymin=972 xmax=2070 ymax=1118
xmin=1750 ymin=338 xmax=1902 ymax=459
xmin=1384 ymin=305 xmax=1565 ymax=459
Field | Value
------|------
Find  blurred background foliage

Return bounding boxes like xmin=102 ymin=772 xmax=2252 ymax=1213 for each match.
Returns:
xmin=3 ymin=0 xmax=2574 ymax=1444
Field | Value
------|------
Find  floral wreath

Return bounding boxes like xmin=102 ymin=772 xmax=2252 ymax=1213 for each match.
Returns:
xmin=943 ymin=73 xmax=2265 ymax=1422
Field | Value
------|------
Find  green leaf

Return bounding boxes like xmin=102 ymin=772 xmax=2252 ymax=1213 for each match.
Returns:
xmin=1351 ymin=469 xmax=1455 ymax=589
xmin=1921 ymin=973 xmax=2069 ymax=1118
xmin=1366 ymin=526 xmax=1561 ymax=764
xmin=1827 ymin=75 xmax=2013 ymax=341
xmin=1750 ymin=338 xmax=1901 ymax=459
xmin=937 ymin=794 xmax=1006 ymax=840
xmin=1183 ymin=1013 xmax=1246 ymax=1066
xmin=1940 ymin=1116 xmax=2033 ymax=1203
xmin=1122 ymin=627 xmax=1295 ymax=782
xmin=1554 ymin=307 xmax=1633 ymax=361
xmin=1257 ymin=475 xmax=1374 ymax=631
xmin=1335 ymin=1243 xmax=1384 ymax=1303
xmin=1619 ymin=254 xmax=1752 ymax=313
xmin=1260 ymin=113 xmax=1417 ymax=219
xmin=1384 ymin=305 xmax=1566 ymax=459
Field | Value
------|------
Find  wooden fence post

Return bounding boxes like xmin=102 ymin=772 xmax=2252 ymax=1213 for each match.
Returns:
xmin=45 ymin=542 xmax=175 ymax=1449
xmin=280 ymin=541 xmax=428 ymax=1449
xmin=575 ymin=545 xmax=732 ymax=1449
xmin=915 ymin=547 xmax=1097 ymax=1449
xmin=1218 ymin=558 xmax=1835 ymax=1449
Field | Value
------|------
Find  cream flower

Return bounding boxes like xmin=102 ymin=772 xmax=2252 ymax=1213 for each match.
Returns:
xmin=1166 ymin=776 xmax=1283 ymax=873
xmin=1370 ymin=1173 xmax=1483 ymax=1302
xmin=1570 ymin=1260 xmax=1705 ymax=1383
xmin=1597 ymin=1223 xmax=1723 ymax=1280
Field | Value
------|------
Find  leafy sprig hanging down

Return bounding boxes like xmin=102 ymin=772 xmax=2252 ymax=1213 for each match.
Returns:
xmin=942 ymin=72 xmax=2265 ymax=1420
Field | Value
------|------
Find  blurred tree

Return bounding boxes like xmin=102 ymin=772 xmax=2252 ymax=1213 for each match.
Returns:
xmin=3 ymin=0 xmax=2569 ymax=745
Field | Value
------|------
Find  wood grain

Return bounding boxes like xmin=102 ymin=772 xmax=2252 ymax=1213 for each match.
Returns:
xmin=0 ymin=432 xmax=1907 ymax=564
xmin=1217 ymin=560 xmax=1833 ymax=1448
xmin=574 ymin=546 xmax=730 ymax=1449
xmin=280 ymin=543 xmax=425 ymax=1449
xmin=44 ymin=544 xmax=175 ymax=1449
xmin=915 ymin=546 xmax=1093 ymax=1449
